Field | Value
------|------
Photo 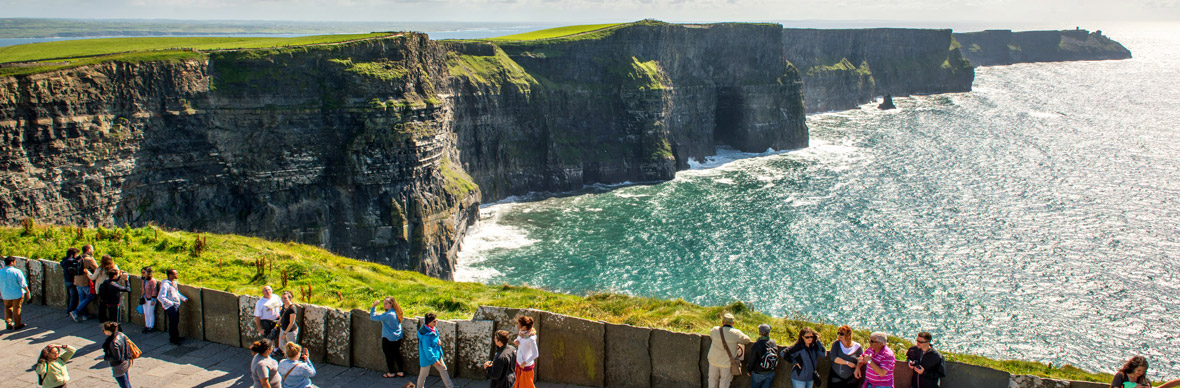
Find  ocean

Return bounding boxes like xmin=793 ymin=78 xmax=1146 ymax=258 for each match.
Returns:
xmin=457 ymin=23 xmax=1180 ymax=379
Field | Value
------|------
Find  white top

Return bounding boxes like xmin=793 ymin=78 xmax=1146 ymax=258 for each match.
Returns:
xmin=158 ymin=280 xmax=188 ymax=309
xmin=254 ymin=295 xmax=281 ymax=320
xmin=515 ymin=332 xmax=538 ymax=367
xmin=839 ymin=341 xmax=861 ymax=356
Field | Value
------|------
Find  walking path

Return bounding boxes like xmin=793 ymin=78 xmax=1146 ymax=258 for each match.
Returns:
xmin=1 ymin=304 xmax=583 ymax=388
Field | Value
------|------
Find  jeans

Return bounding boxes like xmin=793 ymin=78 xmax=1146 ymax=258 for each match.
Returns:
xmin=165 ymin=305 xmax=181 ymax=343
xmin=65 ymin=283 xmax=78 ymax=313
xmin=381 ymin=337 xmax=405 ymax=374
xmin=792 ymin=379 xmax=815 ymax=388
xmin=751 ymin=372 xmax=775 ymax=388
xmin=114 ymin=372 xmax=132 ymax=388
xmin=73 ymin=285 xmax=95 ymax=317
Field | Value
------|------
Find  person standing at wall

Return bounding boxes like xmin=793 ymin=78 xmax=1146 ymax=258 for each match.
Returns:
xmin=157 ymin=269 xmax=188 ymax=345
xmin=370 ymin=296 xmax=406 ymax=378
xmin=905 ymin=332 xmax=945 ymax=388
xmin=90 ymin=255 xmax=120 ymax=295
xmin=277 ymin=291 xmax=298 ymax=357
xmin=2 ymin=256 xmax=30 ymax=330
xmin=828 ymin=325 xmax=864 ymax=388
xmin=416 ymin=313 xmax=455 ymax=388
xmin=513 ymin=315 xmax=538 ymax=388
xmin=485 ymin=330 xmax=516 ymax=388
xmin=707 ymin=313 xmax=751 ymax=388
xmin=856 ymin=332 xmax=894 ymax=388
xmin=97 ymin=270 xmax=130 ymax=324
xmin=69 ymin=245 xmax=98 ymax=322
xmin=745 ymin=324 xmax=778 ymax=388
xmin=254 ymin=286 xmax=281 ymax=341
xmin=61 ymin=248 xmax=80 ymax=315
xmin=1111 ymin=356 xmax=1151 ymax=388
xmin=250 ymin=339 xmax=281 ymax=388
xmin=278 ymin=342 xmax=317 ymax=388
xmin=139 ymin=267 xmax=160 ymax=334
xmin=34 ymin=344 xmax=77 ymax=388
xmin=101 ymin=321 xmax=135 ymax=388
xmin=783 ymin=327 xmax=826 ymax=388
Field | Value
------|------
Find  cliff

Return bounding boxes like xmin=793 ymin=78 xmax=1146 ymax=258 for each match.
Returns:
xmin=0 ymin=22 xmax=808 ymax=278
xmin=954 ymin=29 xmax=1132 ymax=66
xmin=782 ymin=28 xmax=974 ymax=113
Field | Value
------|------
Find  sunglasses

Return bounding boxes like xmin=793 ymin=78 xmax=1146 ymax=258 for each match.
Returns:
xmin=804 ymin=336 xmax=815 ymax=339
xmin=916 ymin=340 xmax=930 ymax=344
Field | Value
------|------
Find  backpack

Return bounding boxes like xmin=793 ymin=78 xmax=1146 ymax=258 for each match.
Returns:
xmin=759 ymin=342 xmax=779 ymax=370
xmin=62 ymin=256 xmax=78 ymax=279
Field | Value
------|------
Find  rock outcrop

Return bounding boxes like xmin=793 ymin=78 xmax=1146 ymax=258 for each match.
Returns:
xmin=954 ymin=29 xmax=1132 ymax=66
xmin=782 ymin=28 xmax=975 ymax=113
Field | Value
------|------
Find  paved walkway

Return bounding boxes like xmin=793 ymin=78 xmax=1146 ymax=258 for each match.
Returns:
xmin=1 ymin=304 xmax=580 ymax=388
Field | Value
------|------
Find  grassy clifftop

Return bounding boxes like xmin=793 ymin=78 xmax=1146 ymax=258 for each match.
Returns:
xmin=1 ymin=223 xmax=1110 ymax=382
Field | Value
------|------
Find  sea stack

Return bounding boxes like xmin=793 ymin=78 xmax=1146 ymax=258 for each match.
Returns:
xmin=878 ymin=94 xmax=896 ymax=110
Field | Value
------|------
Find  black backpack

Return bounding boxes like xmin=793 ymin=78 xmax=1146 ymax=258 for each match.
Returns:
xmin=62 ymin=256 xmax=78 ymax=279
xmin=759 ymin=342 xmax=779 ymax=370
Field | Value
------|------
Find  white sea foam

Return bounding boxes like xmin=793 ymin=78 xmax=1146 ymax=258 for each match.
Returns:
xmin=454 ymin=207 xmax=535 ymax=283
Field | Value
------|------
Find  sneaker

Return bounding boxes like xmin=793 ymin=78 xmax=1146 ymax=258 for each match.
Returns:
xmin=69 ymin=311 xmax=79 ymax=322
xmin=80 ymin=315 xmax=90 ymax=321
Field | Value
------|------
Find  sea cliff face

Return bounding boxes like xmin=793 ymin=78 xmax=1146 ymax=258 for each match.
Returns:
xmin=782 ymin=28 xmax=974 ymax=113
xmin=954 ymin=29 xmax=1132 ymax=66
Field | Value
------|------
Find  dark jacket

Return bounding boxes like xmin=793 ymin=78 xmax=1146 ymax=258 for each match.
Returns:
xmin=745 ymin=337 xmax=779 ymax=374
xmin=486 ymin=344 xmax=516 ymax=388
xmin=102 ymin=332 xmax=128 ymax=367
xmin=61 ymin=255 xmax=79 ymax=282
xmin=829 ymin=341 xmax=864 ymax=383
xmin=98 ymin=278 xmax=130 ymax=306
xmin=905 ymin=346 xmax=946 ymax=388
xmin=782 ymin=339 xmax=827 ymax=381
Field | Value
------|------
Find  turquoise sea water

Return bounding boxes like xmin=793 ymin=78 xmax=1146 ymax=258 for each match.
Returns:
xmin=458 ymin=23 xmax=1180 ymax=379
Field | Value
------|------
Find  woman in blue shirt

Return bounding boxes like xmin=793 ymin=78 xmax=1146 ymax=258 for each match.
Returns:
xmin=416 ymin=313 xmax=454 ymax=388
xmin=277 ymin=343 xmax=316 ymax=388
xmin=369 ymin=297 xmax=406 ymax=378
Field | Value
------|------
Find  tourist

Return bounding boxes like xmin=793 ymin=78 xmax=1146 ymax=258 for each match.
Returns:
xmin=69 ymin=245 xmax=98 ymax=322
xmin=278 ymin=342 xmax=317 ymax=388
xmin=101 ymin=321 xmax=135 ymax=388
xmin=90 ymin=255 xmax=121 ymax=293
xmin=34 ymin=344 xmax=77 ymax=388
xmin=783 ymin=327 xmax=826 ymax=388
xmin=277 ymin=291 xmax=298 ymax=354
xmin=856 ymin=332 xmax=894 ymax=388
xmin=485 ymin=330 xmax=516 ymax=388
xmin=61 ymin=248 xmax=80 ymax=314
xmin=904 ymin=332 xmax=945 ymax=388
xmin=513 ymin=315 xmax=538 ymax=388
xmin=254 ymin=286 xmax=281 ymax=341
xmin=139 ymin=267 xmax=160 ymax=334
xmin=97 ymin=269 xmax=130 ymax=324
xmin=707 ymin=313 xmax=751 ymax=388
xmin=745 ymin=324 xmax=778 ymax=388
xmin=251 ymin=339 xmax=281 ymax=388
xmin=827 ymin=325 xmax=864 ymax=388
xmin=370 ymin=296 xmax=406 ymax=378
xmin=2 ymin=256 xmax=30 ymax=330
xmin=1110 ymin=356 xmax=1151 ymax=388
xmin=416 ymin=313 xmax=455 ymax=388
xmin=158 ymin=269 xmax=189 ymax=345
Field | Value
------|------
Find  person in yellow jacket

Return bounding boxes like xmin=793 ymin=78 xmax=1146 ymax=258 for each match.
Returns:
xmin=34 ymin=344 xmax=76 ymax=388
xmin=707 ymin=313 xmax=751 ymax=388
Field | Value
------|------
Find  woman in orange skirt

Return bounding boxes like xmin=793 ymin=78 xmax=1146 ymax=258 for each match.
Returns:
xmin=513 ymin=316 xmax=538 ymax=388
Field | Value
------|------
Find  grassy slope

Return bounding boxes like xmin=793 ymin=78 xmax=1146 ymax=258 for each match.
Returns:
xmin=484 ymin=23 xmax=625 ymax=42
xmin=1 ymin=224 xmax=1110 ymax=382
xmin=0 ymin=33 xmax=393 ymax=64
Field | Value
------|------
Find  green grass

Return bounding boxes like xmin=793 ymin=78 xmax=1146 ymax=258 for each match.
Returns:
xmin=0 ymin=33 xmax=396 ymax=64
xmin=329 ymin=58 xmax=410 ymax=81
xmin=485 ymin=23 xmax=625 ymax=42
xmin=0 ymin=50 xmax=206 ymax=77
xmin=1 ymin=223 xmax=1113 ymax=382
xmin=445 ymin=46 xmax=538 ymax=92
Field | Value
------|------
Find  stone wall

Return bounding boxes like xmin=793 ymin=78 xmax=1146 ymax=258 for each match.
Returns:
xmin=5 ymin=265 xmax=1112 ymax=388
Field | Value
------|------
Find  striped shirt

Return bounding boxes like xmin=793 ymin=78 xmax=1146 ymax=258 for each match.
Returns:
xmin=862 ymin=345 xmax=895 ymax=387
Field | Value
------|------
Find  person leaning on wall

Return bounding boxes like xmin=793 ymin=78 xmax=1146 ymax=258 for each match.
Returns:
xmin=707 ymin=313 xmax=751 ymax=388
xmin=904 ymin=331 xmax=945 ymax=388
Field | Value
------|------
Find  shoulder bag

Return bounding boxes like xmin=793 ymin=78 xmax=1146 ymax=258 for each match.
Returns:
xmin=719 ymin=327 xmax=742 ymax=376
xmin=122 ymin=333 xmax=142 ymax=360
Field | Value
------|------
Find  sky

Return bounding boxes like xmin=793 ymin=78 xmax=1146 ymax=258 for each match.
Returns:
xmin=1 ymin=0 xmax=1178 ymax=26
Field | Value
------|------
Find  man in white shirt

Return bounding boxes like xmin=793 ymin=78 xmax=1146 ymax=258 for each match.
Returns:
xmin=158 ymin=269 xmax=189 ymax=345
xmin=253 ymin=286 xmax=281 ymax=340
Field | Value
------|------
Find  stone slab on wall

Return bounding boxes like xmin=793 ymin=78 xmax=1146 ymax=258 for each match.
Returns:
xmin=238 ymin=295 xmax=262 ymax=349
xmin=325 ymin=308 xmax=351 ymax=367
xmin=24 ymin=258 xmax=44 ymax=305
xmin=1070 ymin=380 xmax=1109 ymax=388
xmin=177 ymin=284 xmax=204 ymax=341
xmin=350 ymin=308 xmax=387 ymax=373
xmin=456 ymin=319 xmax=494 ymax=380
xmin=944 ymin=361 xmax=1011 ymax=388
xmin=401 ymin=317 xmax=420 ymax=369
xmin=302 ymin=304 xmax=328 ymax=363
xmin=650 ymin=328 xmax=702 ymax=388
xmin=40 ymin=260 xmax=66 ymax=308
xmin=894 ymin=360 xmax=913 ymax=388
xmin=118 ymin=275 xmax=131 ymax=323
xmin=604 ymin=323 xmax=651 ymax=388
xmin=537 ymin=311 xmax=606 ymax=387
xmin=201 ymin=288 xmax=240 ymax=348
xmin=129 ymin=276 xmax=145 ymax=327
xmin=1011 ymin=375 xmax=1070 ymax=388
xmin=472 ymin=305 xmax=543 ymax=334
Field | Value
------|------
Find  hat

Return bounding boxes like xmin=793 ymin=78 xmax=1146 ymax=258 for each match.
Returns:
xmin=758 ymin=324 xmax=771 ymax=336
xmin=722 ymin=313 xmax=735 ymax=325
